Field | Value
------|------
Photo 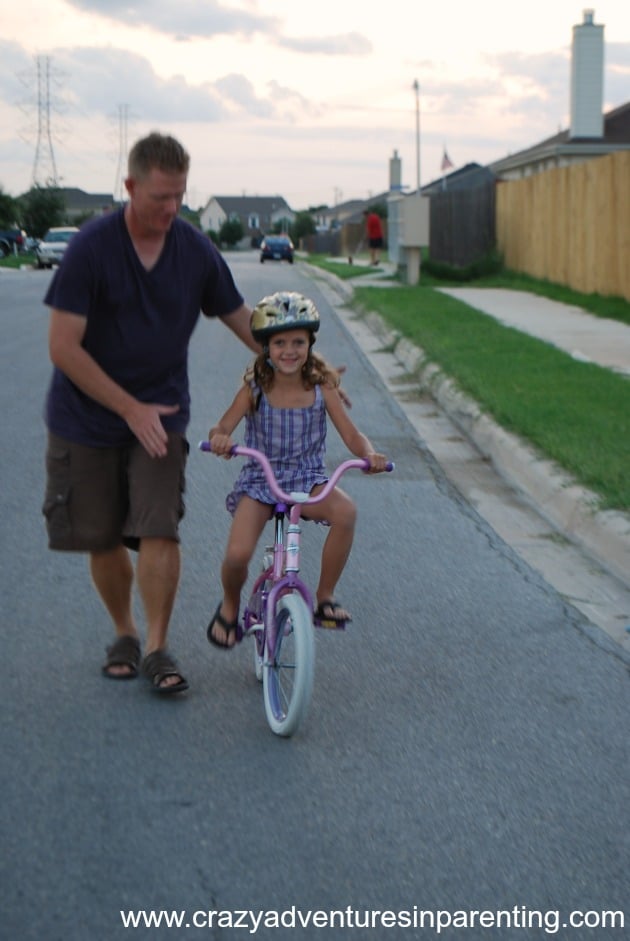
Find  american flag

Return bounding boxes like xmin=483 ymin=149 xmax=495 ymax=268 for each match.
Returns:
xmin=441 ymin=148 xmax=454 ymax=172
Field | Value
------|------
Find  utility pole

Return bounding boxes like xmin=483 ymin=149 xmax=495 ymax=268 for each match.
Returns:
xmin=32 ymin=55 xmax=59 ymax=186
xmin=114 ymin=103 xmax=130 ymax=204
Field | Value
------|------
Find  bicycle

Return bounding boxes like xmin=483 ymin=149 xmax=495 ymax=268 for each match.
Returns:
xmin=199 ymin=441 xmax=393 ymax=737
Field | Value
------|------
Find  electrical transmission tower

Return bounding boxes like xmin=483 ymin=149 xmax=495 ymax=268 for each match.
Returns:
xmin=114 ymin=104 xmax=130 ymax=204
xmin=32 ymin=55 xmax=59 ymax=187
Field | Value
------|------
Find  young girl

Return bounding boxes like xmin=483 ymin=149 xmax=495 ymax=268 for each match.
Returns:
xmin=206 ymin=291 xmax=389 ymax=648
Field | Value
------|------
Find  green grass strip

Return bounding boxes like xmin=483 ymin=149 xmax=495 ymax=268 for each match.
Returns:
xmin=305 ymin=254 xmax=386 ymax=281
xmin=353 ymin=284 xmax=630 ymax=511
xmin=0 ymin=252 xmax=37 ymax=269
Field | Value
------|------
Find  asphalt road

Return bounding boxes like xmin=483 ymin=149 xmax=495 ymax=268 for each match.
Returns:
xmin=1 ymin=255 xmax=628 ymax=940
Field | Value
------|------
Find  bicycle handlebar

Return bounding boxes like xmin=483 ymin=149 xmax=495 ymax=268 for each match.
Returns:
xmin=199 ymin=440 xmax=393 ymax=506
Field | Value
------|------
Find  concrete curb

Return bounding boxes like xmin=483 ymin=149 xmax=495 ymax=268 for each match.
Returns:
xmin=366 ymin=311 xmax=630 ymax=589
xmin=305 ymin=264 xmax=630 ymax=591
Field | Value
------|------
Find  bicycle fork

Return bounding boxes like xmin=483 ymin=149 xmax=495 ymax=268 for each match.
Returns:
xmin=263 ymin=505 xmax=313 ymax=656
xmin=243 ymin=505 xmax=313 ymax=653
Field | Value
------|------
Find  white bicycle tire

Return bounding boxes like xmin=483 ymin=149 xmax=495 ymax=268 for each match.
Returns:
xmin=262 ymin=592 xmax=314 ymax=737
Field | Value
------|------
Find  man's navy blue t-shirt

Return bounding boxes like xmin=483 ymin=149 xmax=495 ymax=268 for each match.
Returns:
xmin=44 ymin=209 xmax=244 ymax=446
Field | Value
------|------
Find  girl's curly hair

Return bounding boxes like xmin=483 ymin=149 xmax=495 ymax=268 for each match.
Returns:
xmin=244 ymin=345 xmax=340 ymax=410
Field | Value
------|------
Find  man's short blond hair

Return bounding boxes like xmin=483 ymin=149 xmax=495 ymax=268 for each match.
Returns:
xmin=128 ymin=132 xmax=190 ymax=180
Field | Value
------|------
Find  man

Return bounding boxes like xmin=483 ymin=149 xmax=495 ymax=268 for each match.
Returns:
xmin=42 ymin=132 xmax=259 ymax=694
xmin=363 ymin=209 xmax=384 ymax=266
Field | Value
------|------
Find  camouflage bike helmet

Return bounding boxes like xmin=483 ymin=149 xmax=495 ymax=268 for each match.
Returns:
xmin=250 ymin=291 xmax=320 ymax=343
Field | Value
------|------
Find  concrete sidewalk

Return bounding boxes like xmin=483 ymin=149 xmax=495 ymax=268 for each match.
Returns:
xmin=340 ymin=264 xmax=630 ymax=376
xmin=438 ymin=287 xmax=630 ymax=376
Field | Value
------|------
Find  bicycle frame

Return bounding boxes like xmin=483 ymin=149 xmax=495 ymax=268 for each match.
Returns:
xmin=237 ymin=503 xmax=314 ymax=653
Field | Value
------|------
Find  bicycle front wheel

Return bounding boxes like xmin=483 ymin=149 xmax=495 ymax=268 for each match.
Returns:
xmin=263 ymin=591 xmax=314 ymax=737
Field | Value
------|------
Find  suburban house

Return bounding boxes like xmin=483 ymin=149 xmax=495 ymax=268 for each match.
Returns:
xmin=314 ymin=198 xmax=374 ymax=231
xmin=421 ymin=163 xmax=495 ymax=196
xmin=489 ymin=101 xmax=630 ymax=181
xmin=397 ymin=7 xmax=630 ymax=275
xmin=489 ymin=10 xmax=630 ymax=180
xmin=313 ymin=193 xmax=390 ymax=231
xmin=199 ymin=195 xmax=295 ymax=245
xmin=59 ymin=187 xmax=116 ymax=221
xmin=418 ymin=10 xmax=629 ymax=194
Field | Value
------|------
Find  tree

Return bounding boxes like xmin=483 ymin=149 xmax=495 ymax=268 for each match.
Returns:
xmin=368 ymin=200 xmax=387 ymax=219
xmin=18 ymin=185 xmax=65 ymax=238
xmin=180 ymin=205 xmax=202 ymax=229
xmin=290 ymin=211 xmax=316 ymax=245
xmin=0 ymin=188 xmax=18 ymax=228
xmin=219 ymin=217 xmax=243 ymax=248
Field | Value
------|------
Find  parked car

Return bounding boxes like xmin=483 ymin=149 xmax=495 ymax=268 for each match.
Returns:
xmin=35 ymin=226 xmax=79 ymax=269
xmin=0 ymin=228 xmax=27 ymax=257
xmin=260 ymin=235 xmax=294 ymax=264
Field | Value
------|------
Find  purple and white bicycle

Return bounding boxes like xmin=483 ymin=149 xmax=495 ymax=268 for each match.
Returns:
xmin=200 ymin=441 xmax=393 ymax=737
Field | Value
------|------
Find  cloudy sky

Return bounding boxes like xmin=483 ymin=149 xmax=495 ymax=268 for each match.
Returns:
xmin=1 ymin=0 xmax=628 ymax=210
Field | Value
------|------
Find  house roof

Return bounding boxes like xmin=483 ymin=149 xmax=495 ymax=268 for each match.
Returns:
xmin=60 ymin=187 xmax=114 ymax=210
xmin=207 ymin=195 xmax=293 ymax=216
xmin=490 ymin=100 xmax=630 ymax=174
xmin=535 ymin=100 xmax=630 ymax=148
xmin=318 ymin=193 xmax=389 ymax=225
xmin=600 ymin=101 xmax=630 ymax=143
xmin=421 ymin=163 xmax=495 ymax=195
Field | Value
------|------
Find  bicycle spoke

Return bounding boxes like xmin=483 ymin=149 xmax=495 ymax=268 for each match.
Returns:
xmin=263 ymin=593 xmax=314 ymax=737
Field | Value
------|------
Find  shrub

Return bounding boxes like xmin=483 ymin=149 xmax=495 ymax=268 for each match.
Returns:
xmin=423 ymin=249 xmax=503 ymax=282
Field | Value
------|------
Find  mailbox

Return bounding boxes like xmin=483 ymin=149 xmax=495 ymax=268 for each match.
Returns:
xmin=387 ymin=193 xmax=430 ymax=284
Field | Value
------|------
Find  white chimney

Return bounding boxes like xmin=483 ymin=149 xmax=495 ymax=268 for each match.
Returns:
xmin=389 ymin=149 xmax=402 ymax=191
xmin=570 ymin=9 xmax=604 ymax=139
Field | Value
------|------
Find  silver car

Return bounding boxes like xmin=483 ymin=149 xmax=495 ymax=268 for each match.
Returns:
xmin=35 ymin=227 xmax=79 ymax=269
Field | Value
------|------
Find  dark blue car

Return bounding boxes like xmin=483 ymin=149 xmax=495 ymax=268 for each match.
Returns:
xmin=260 ymin=235 xmax=294 ymax=264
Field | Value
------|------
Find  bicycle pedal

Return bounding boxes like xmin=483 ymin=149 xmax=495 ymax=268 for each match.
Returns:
xmin=314 ymin=617 xmax=347 ymax=630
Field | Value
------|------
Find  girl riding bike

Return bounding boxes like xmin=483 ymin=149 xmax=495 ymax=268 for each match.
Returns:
xmin=205 ymin=291 xmax=389 ymax=648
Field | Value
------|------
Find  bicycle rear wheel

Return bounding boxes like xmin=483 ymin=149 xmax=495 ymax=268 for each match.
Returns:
xmin=263 ymin=591 xmax=314 ymax=737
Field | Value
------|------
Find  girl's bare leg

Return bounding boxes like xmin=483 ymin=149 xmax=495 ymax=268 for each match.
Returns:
xmin=306 ymin=486 xmax=357 ymax=617
xmin=211 ymin=498 xmax=270 ymax=646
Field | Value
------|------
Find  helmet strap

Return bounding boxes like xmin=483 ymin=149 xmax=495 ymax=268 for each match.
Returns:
xmin=263 ymin=344 xmax=277 ymax=371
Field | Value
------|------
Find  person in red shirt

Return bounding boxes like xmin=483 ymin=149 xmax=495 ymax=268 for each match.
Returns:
xmin=363 ymin=209 xmax=384 ymax=265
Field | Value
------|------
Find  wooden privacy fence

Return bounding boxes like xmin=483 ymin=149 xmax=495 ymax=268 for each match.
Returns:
xmin=429 ymin=182 xmax=496 ymax=267
xmin=303 ymin=221 xmax=388 ymax=259
xmin=496 ymin=151 xmax=630 ymax=301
